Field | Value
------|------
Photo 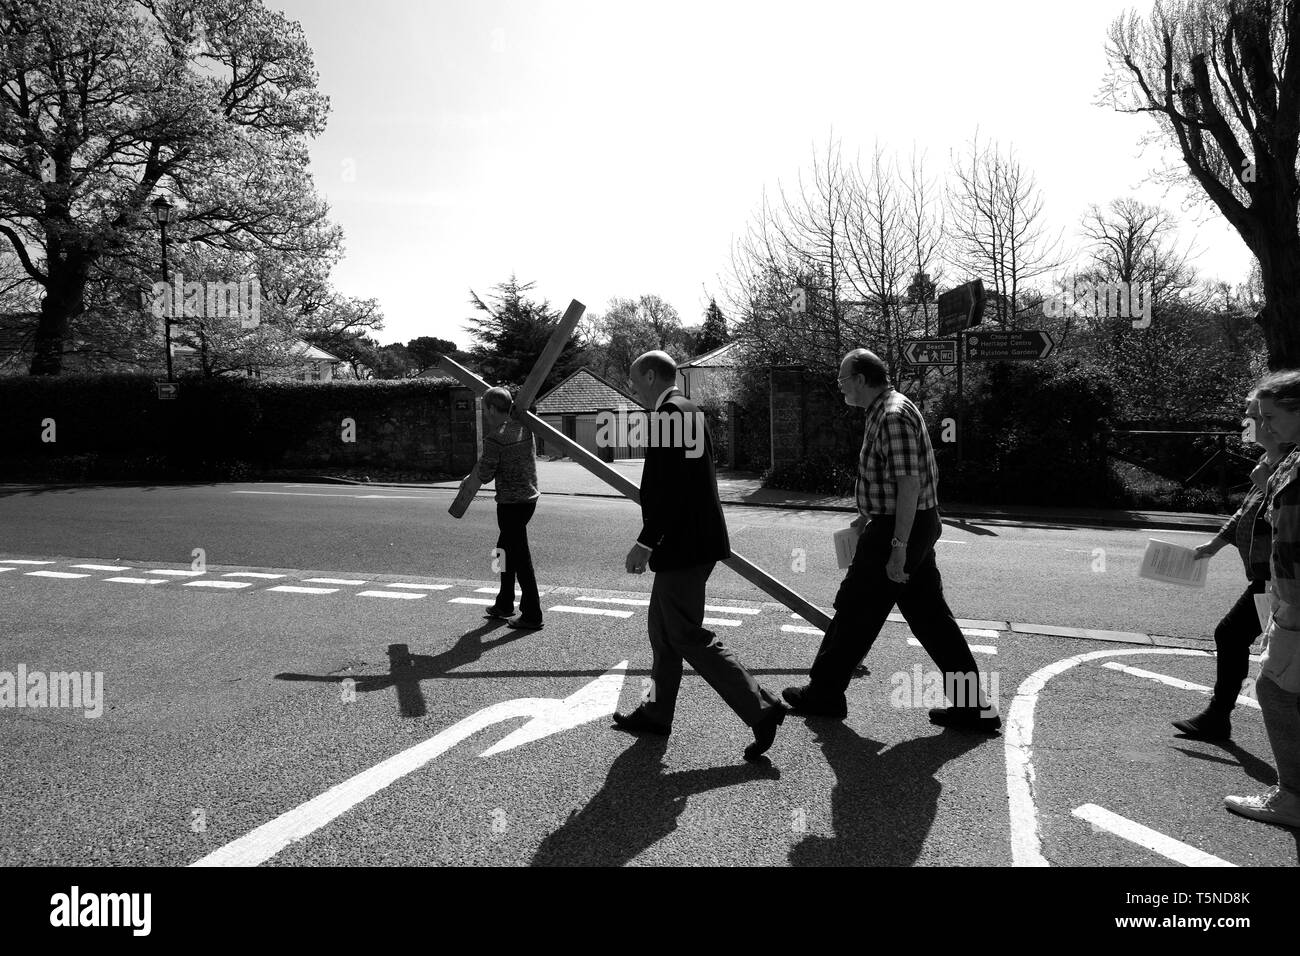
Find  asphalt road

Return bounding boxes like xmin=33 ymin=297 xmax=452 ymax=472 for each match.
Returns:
xmin=0 ymin=482 xmax=1293 ymax=870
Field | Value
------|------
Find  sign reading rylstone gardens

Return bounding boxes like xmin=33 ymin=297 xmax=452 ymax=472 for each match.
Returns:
xmin=937 ymin=279 xmax=985 ymax=336
xmin=964 ymin=330 xmax=1054 ymax=361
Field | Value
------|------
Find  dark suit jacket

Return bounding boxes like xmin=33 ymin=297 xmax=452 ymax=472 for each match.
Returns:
xmin=635 ymin=389 xmax=731 ymax=571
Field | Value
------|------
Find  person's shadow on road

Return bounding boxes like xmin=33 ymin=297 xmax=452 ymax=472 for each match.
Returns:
xmin=789 ymin=721 xmax=986 ymax=866
xmin=531 ymin=735 xmax=780 ymax=866
xmin=274 ymin=622 xmax=528 ymax=718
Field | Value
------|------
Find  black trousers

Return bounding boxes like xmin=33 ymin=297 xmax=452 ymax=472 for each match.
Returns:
xmin=1210 ymin=580 xmax=1266 ymax=709
xmin=640 ymin=561 xmax=781 ymax=727
xmin=494 ymin=499 xmax=541 ymax=620
xmin=809 ymin=508 xmax=987 ymax=709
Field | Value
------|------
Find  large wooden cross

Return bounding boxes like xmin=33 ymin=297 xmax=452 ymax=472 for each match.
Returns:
xmin=443 ymin=298 xmax=831 ymax=631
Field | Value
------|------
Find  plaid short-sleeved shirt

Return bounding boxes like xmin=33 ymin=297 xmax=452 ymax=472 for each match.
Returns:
xmin=855 ymin=388 xmax=940 ymax=516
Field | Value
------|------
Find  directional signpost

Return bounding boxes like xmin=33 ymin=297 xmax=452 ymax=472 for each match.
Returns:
xmin=964 ymin=330 xmax=1054 ymax=361
xmin=935 ymin=279 xmax=985 ymax=465
xmin=902 ymin=338 xmax=958 ymax=367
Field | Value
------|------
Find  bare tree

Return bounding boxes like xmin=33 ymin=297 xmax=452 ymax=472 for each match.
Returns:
xmin=947 ymin=133 xmax=1064 ymax=326
xmin=1103 ymin=0 xmax=1300 ymax=368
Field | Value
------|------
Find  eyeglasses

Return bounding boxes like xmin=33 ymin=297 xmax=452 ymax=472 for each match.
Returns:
xmin=836 ymin=374 xmax=858 ymax=385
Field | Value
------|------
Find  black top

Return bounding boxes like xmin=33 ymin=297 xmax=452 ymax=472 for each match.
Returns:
xmin=635 ymin=390 xmax=731 ymax=571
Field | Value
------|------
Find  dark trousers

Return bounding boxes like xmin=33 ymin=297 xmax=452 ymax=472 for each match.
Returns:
xmin=809 ymin=509 xmax=987 ymax=710
xmin=494 ymin=499 xmax=541 ymax=620
xmin=640 ymin=562 xmax=781 ymax=727
xmin=1210 ymin=580 xmax=1266 ymax=709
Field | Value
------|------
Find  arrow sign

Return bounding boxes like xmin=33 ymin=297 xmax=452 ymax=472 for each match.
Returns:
xmin=964 ymin=330 xmax=1054 ymax=361
xmin=938 ymin=279 xmax=985 ymax=336
xmin=902 ymin=338 xmax=958 ymax=366
xmin=191 ymin=662 xmax=629 ymax=867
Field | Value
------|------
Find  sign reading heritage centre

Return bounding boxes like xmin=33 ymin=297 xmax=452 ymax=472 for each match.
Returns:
xmin=964 ymin=330 xmax=1054 ymax=361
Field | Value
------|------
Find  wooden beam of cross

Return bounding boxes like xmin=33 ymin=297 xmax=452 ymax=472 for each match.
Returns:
xmin=437 ymin=350 xmax=833 ymax=632
xmin=448 ymin=299 xmax=586 ymax=518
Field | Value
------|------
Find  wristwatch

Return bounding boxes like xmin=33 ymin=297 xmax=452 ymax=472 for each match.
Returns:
xmin=890 ymin=537 xmax=908 ymax=549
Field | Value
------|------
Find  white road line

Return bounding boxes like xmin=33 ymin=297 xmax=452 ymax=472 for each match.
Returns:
xmin=961 ymin=627 xmax=1000 ymax=639
xmin=71 ymin=564 xmax=133 ymax=572
xmin=550 ymin=605 xmax=635 ymax=619
xmin=386 ymin=584 xmax=453 ymax=590
xmin=1005 ymin=648 xmax=1209 ymax=867
xmin=223 ymin=572 xmax=286 ymax=579
xmin=704 ymin=605 xmax=760 ymax=615
xmin=476 ymin=587 xmax=522 ymax=595
xmin=25 ymin=571 xmax=90 ymax=579
xmin=578 ymin=597 xmax=650 ymax=606
xmin=232 ymin=490 xmax=430 ymax=499
xmin=703 ymin=618 xmax=742 ymax=627
xmin=103 ymin=577 xmax=167 ymax=585
xmin=267 ymin=586 xmax=339 ymax=595
xmin=907 ymin=636 xmax=997 ymax=655
xmin=782 ymin=625 xmax=824 ymax=635
xmin=936 ymin=540 xmax=969 ymax=545
xmin=1101 ymin=662 xmax=1260 ymax=710
xmin=183 ymin=581 xmax=252 ymax=589
xmin=1 ymin=559 xmax=55 ymax=565
xmin=145 ymin=569 xmax=205 ymax=577
xmin=1137 ymin=528 xmax=1204 ymax=535
xmin=357 ymin=590 xmax=425 ymax=600
xmin=303 ymin=578 xmax=366 ymax=586
xmin=0 ymin=567 xmax=12 ymax=572
xmin=1072 ymin=804 xmax=1237 ymax=867
xmin=449 ymin=597 xmax=495 ymax=606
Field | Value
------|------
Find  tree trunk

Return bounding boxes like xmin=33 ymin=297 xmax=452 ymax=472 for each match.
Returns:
xmin=28 ymin=253 xmax=88 ymax=376
xmin=1256 ymin=238 xmax=1300 ymax=371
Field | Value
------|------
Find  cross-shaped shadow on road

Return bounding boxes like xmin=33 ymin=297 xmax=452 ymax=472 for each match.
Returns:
xmin=788 ymin=720 xmax=987 ymax=866
xmin=274 ymin=621 xmax=530 ymax=718
xmin=530 ymin=735 xmax=780 ymax=866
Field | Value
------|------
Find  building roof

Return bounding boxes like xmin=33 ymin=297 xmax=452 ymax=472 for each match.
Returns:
xmin=537 ymin=367 xmax=638 ymax=414
xmin=680 ymin=341 xmax=739 ymax=368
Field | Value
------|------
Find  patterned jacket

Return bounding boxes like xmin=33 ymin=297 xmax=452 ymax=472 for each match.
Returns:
xmin=1215 ymin=452 xmax=1274 ymax=582
xmin=1265 ymin=447 xmax=1300 ymax=605
xmin=477 ymin=420 xmax=539 ymax=504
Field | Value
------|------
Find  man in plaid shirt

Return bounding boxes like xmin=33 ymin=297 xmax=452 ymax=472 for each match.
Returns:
xmin=784 ymin=348 xmax=1000 ymax=732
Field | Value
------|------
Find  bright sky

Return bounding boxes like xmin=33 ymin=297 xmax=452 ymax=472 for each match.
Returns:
xmin=271 ymin=0 xmax=1256 ymax=349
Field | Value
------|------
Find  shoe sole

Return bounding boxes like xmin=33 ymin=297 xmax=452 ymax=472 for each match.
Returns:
xmin=1225 ymin=801 xmax=1300 ymax=828
xmin=780 ymin=690 xmax=846 ymax=719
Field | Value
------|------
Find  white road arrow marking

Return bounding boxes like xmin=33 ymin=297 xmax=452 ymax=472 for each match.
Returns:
xmin=190 ymin=662 xmax=628 ymax=867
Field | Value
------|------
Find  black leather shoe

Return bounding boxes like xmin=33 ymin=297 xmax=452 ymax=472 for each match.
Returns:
xmin=744 ymin=703 xmax=787 ymax=761
xmin=1173 ymin=706 xmax=1231 ymax=741
xmin=612 ymin=708 xmax=671 ymax=736
xmin=484 ymin=605 xmax=513 ymax=620
xmin=928 ymin=706 xmax=1001 ymax=733
xmin=782 ymin=684 xmax=848 ymax=719
xmin=506 ymin=616 xmax=544 ymax=630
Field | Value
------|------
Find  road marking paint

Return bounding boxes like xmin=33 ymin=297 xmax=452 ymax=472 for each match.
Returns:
xmin=578 ymin=597 xmax=650 ymax=606
xmin=303 ymin=578 xmax=366 ymax=586
xmin=25 ymin=571 xmax=90 ymax=579
xmin=222 ymin=572 xmax=286 ymax=579
xmin=0 ymin=567 xmax=12 ymax=572
xmin=1137 ymin=528 xmax=1204 ymax=535
xmin=71 ymin=564 xmax=133 ymax=572
xmin=144 ymin=569 xmax=205 ymax=577
xmin=1006 ymin=647 xmax=1209 ymax=867
xmin=232 ymin=490 xmax=430 ymax=500
xmin=704 ymin=605 xmax=760 ymax=615
xmin=1101 ymin=661 xmax=1260 ymax=710
xmin=936 ymin=540 xmax=968 ymax=545
xmin=386 ymin=583 xmax=453 ymax=590
xmin=476 ymin=587 xmax=521 ymax=595
xmin=183 ymin=580 xmax=252 ymax=589
xmin=703 ymin=618 xmax=742 ymax=627
xmin=550 ymin=605 xmax=635 ymax=619
xmin=1072 ymin=804 xmax=1236 ymax=867
xmin=267 ymin=586 xmax=339 ymax=595
xmin=1 ymin=559 xmax=55 ymax=565
xmin=907 ymin=636 xmax=996 ymax=655
xmin=358 ymin=590 xmax=425 ymax=599
xmin=192 ymin=664 xmax=628 ymax=867
xmin=449 ymin=597 xmax=495 ymax=606
xmin=782 ymin=625 xmax=823 ymax=635
xmin=103 ymin=577 xmax=166 ymax=585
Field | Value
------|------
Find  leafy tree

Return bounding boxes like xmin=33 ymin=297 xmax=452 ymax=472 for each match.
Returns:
xmin=464 ymin=275 xmax=583 ymax=389
xmin=405 ymin=336 xmax=458 ymax=372
xmin=0 ymin=0 xmax=335 ymax=374
xmin=695 ymin=298 xmax=731 ymax=355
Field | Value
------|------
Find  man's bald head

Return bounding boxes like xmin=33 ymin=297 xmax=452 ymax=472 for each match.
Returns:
xmin=843 ymin=348 xmax=888 ymax=388
xmin=631 ymin=350 xmax=677 ymax=385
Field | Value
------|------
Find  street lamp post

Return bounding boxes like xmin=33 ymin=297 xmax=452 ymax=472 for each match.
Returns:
xmin=151 ymin=196 xmax=174 ymax=382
